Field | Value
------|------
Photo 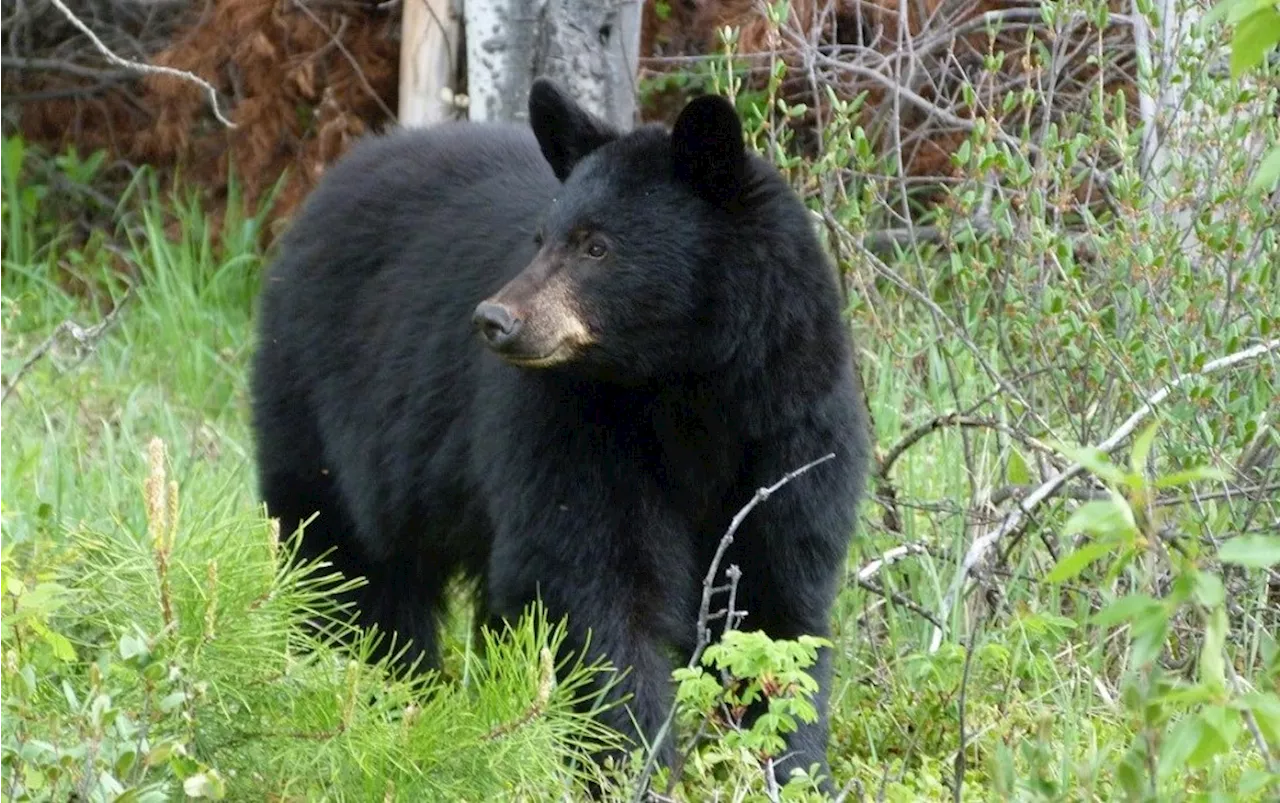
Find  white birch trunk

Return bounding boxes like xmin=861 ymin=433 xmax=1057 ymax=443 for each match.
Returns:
xmin=399 ymin=0 xmax=464 ymax=127
xmin=462 ymin=0 xmax=643 ymax=127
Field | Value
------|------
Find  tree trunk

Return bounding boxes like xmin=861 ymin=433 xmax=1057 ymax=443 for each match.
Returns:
xmin=398 ymin=0 xmax=464 ymax=127
xmin=462 ymin=0 xmax=642 ymax=127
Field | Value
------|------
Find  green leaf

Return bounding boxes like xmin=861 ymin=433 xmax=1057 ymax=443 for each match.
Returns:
xmin=1192 ymin=705 xmax=1241 ymax=766
xmin=1046 ymin=539 xmax=1116 ymax=583
xmin=1063 ymin=445 xmax=1130 ymax=486
xmin=0 ymin=136 xmax=23 ymax=184
xmin=1064 ymin=495 xmax=1136 ymax=540
xmin=158 ymin=691 xmax=187 ymax=713
xmin=146 ymin=742 xmax=176 ymax=767
xmin=1007 ymin=448 xmax=1033 ymax=485
xmin=1192 ymin=570 xmax=1225 ymax=609
xmin=1153 ymin=465 xmax=1230 ymax=489
xmin=183 ymin=771 xmax=226 ymax=799
xmin=1206 ymin=0 xmax=1280 ymax=27
xmin=1158 ymin=715 xmax=1204 ymax=779
xmin=1250 ymin=146 xmax=1280 ymax=192
xmin=1230 ymin=8 xmax=1280 ymax=78
xmin=1130 ymin=605 xmax=1170 ymax=668
xmin=1199 ymin=606 xmax=1228 ymax=689
xmin=1117 ymin=742 xmax=1146 ymax=799
xmin=1162 ymin=684 xmax=1219 ymax=707
xmin=119 ymin=632 xmax=149 ymax=661
xmin=1236 ymin=692 xmax=1280 ymax=745
xmin=1219 ymin=534 xmax=1280 ymax=568
xmin=1093 ymin=594 xmax=1161 ymax=628
xmin=1131 ymin=421 xmax=1159 ymax=476
xmin=45 ymin=630 xmax=75 ymax=662
xmin=1239 ymin=768 xmax=1280 ymax=796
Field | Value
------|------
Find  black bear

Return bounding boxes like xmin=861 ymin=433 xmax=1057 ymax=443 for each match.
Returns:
xmin=250 ymin=78 xmax=869 ymax=788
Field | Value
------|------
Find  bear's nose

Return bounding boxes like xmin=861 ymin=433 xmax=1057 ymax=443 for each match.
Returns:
xmin=472 ymin=301 xmax=521 ymax=349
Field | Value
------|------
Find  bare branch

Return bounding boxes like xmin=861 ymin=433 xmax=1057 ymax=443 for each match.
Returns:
xmin=855 ymin=543 xmax=929 ymax=583
xmin=43 ymin=0 xmax=236 ymax=128
xmin=631 ymin=452 xmax=837 ymax=802
xmin=855 ymin=577 xmax=942 ymax=630
xmin=953 ymin=626 xmax=978 ymax=803
xmin=877 ymin=413 xmax=1063 ymax=481
xmin=1 ymin=55 xmax=128 ymax=80
xmin=1 ymin=287 xmax=133 ymax=406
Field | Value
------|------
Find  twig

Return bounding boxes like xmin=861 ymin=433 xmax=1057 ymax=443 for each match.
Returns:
xmin=763 ymin=757 xmax=782 ymax=802
xmin=1 ymin=287 xmax=133 ymax=405
xmin=832 ymin=776 xmax=866 ymax=803
xmin=1 ymin=55 xmax=128 ymax=80
xmin=953 ymin=625 xmax=978 ymax=802
xmin=1131 ymin=0 xmax=1159 ymax=184
xmin=877 ymin=413 xmax=1063 ymax=481
xmin=832 ymin=228 xmax=1058 ymax=441
xmin=43 ymin=0 xmax=236 ymax=127
xmin=988 ymin=482 xmax=1280 ymax=508
xmin=630 ymin=453 xmax=838 ymax=802
xmin=930 ymin=338 xmax=1280 ymax=652
xmin=856 ymin=577 xmax=942 ymax=630
xmin=292 ymin=0 xmax=398 ymax=123
xmin=855 ymin=543 xmax=929 ymax=583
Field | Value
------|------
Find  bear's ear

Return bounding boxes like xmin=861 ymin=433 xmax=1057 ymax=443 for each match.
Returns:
xmin=672 ymin=94 xmax=746 ymax=204
xmin=528 ymin=78 xmax=619 ymax=182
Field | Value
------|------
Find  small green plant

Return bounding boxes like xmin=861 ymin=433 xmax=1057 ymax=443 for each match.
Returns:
xmin=0 ymin=434 xmax=624 ymax=799
xmin=663 ymin=630 xmax=832 ymax=799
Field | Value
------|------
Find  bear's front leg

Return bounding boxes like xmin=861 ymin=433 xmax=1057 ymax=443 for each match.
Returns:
xmin=484 ymin=474 xmax=696 ymax=776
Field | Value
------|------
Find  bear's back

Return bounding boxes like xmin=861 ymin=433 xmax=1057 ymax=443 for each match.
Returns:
xmin=273 ymin=123 xmax=556 ymax=282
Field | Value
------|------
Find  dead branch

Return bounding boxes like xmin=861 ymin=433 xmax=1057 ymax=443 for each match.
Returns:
xmin=851 ymin=543 xmax=938 ymax=628
xmin=1 ymin=55 xmax=128 ymax=80
xmin=1 ymin=287 xmax=133 ymax=406
xmin=855 ymin=542 xmax=929 ymax=583
xmin=953 ymin=625 xmax=978 ymax=803
xmin=631 ymin=452 xmax=837 ymax=802
xmin=42 ymin=0 xmax=236 ymax=127
xmin=930 ymin=338 xmax=1280 ymax=653
xmin=834 ymin=226 xmax=1058 ymax=440
xmin=877 ymin=413 xmax=1064 ymax=482
xmin=856 ymin=577 xmax=942 ymax=630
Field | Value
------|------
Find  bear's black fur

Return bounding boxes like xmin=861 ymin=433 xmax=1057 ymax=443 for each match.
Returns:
xmin=250 ymin=78 xmax=869 ymax=787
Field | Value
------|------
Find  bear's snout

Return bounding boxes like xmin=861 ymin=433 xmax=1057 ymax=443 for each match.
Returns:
xmin=472 ymin=301 xmax=522 ymax=350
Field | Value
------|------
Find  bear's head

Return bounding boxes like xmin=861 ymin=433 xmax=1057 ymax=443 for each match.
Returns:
xmin=472 ymin=78 xmax=818 ymax=384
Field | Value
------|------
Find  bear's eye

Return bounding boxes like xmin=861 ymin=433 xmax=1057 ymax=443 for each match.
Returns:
xmin=585 ymin=240 xmax=608 ymax=260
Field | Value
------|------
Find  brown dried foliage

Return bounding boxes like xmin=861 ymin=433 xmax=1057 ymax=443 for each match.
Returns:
xmin=7 ymin=0 xmax=399 ymax=232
